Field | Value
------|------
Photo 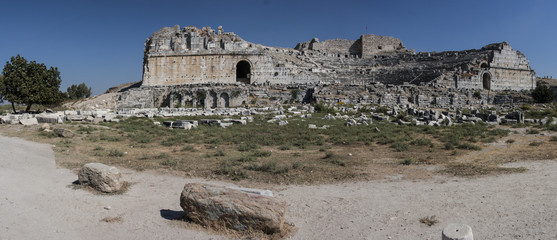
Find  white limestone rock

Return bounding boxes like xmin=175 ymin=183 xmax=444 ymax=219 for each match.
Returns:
xmin=78 ymin=163 xmax=123 ymax=193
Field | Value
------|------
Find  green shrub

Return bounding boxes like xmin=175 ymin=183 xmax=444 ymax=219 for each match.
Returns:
xmin=550 ymin=136 xmax=557 ymax=142
xmin=131 ymin=133 xmax=152 ymax=143
xmin=532 ymin=85 xmax=554 ymax=103
xmin=400 ymin=158 xmax=414 ymax=165
xmin=251 ymin=150 xmax=271 ymax=157
xmin=323 ymin=151 xmax=336 ymax=159
xmin=391 ymin=142 xmax=409 ymax=152
xmin=313 ymin=102 xmax=335 ymax=113
xmin=235 ymin=142 xmax=257 ymax=152
xmin=155 ymin=153 xmax=170 ymax=159
xmin=214 ymin=149 xmax=226 ymax=156
xmin=182 ymin=145 xmax=196 ymax=152
xmin=77 ymin=126 xmax=95 ymax=134
xmin=160 ymin=159 xmax=178 ymax=167
xmin=526 ymin=128 xmax=540 ymax=134
xmin=100 ymin=134 xmax=122 ymax=142
xmin=108 ymin=149 xmax=124 ymax=157
xmin=278 ymin=145 xmax=291 ymax=150
xmin=236 ymin=155 xmax=256 ymax=162
xmin=293 ymin=139 xmax=309 ymax=149
xmin=245 ymin=161 xmax=290 ymax=174
xmin=411 ymin=138 xmax=434 ymax=147
xmin=457 ymin=143 xmax=482 ymax=151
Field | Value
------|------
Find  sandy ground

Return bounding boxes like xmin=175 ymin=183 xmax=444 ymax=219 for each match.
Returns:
xmin=1 ymin=134 xmax=556 ymax=240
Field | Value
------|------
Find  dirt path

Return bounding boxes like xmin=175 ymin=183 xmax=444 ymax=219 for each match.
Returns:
xmin=1 ymin=134 xmax=556 ymax=239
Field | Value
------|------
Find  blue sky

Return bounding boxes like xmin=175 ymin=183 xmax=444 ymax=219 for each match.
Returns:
xmin=1 ymin=0 xmax=555 ymax=95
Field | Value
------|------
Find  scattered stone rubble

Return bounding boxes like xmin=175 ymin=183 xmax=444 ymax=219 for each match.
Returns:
xmin=1 ymin=104 xmax=556 ymax=129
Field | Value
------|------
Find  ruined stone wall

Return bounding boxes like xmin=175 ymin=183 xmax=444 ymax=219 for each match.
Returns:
xmin=488 ymin=43 xmax=536 ymax=90
xmin=309 ymin=39 xmax=360 ymax=56
xmin=361 ymin=34 xmax=405 ymax=57
xmin=143 ymin=54 xmax=269 ymax=86
xmin=140 ymin=25 xmax=537 ymax=103
xmin=117 ymin=85 xmax=249 ymax=109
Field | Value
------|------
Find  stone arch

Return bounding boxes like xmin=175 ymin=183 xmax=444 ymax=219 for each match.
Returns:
xmin=220 ymin=92 xmax=230 ymax=108
xmin=209 ymin=91 xmax=218 ymax=108
xmin=482 ymin=72 xmax=491 ymax=90
xmin=236 ymin=60 xmax=251 ymax=84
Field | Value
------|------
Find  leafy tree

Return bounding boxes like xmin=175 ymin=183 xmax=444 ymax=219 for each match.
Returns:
xmin=0 ymin=74 xmax=4 ymax=103
xmin=67 ymin=83 xmax=92 ymax=100
xmin=1 ymin=55 xmax=65 ymax=112
xmin=531 ymin=84 xmax=554 ymax=103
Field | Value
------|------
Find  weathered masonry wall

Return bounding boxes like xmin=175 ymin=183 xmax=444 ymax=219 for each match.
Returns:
xmin=488 ymin=43 xmax=536 ymax=90
xmin=141 ymin=25 xmax=537 ymax=94
xmin=143 ymin=54 xmax=267 ymax=86
xmin=361 ymin=34 xmax=405 ymax=57
xmin=118 ymin=85 xmax=249 ymax=109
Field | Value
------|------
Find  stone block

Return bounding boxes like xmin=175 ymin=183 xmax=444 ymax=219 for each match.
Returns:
xmin=180 ymin=183 xmax=286 ymax=234
xmin=78 ymin=163 xmax=123 ymax=193
xmin=19 ymin=118 xmax=38 ymax=126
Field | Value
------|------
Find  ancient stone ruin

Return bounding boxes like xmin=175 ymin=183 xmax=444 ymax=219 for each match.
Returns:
xmin=115 ymin=25 xmax=536 ymax=109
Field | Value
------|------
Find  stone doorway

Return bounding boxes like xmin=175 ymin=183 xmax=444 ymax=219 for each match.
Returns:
xmin=482 ymin=72 xmax=491 ymax=90
xmin=210 ymin=91 xmax=218 ymax=108
xmin=236 ymin=60 xmax=251 ymax=84
xmin=220 ymin=93 xmax=230 ymax=108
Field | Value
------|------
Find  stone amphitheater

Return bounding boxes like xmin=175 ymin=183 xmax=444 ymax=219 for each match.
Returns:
xmin=106 ymin=25 xmax=537 ymax=109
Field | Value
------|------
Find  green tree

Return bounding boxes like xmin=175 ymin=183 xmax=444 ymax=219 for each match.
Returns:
xmin=67 ymin=83 xmax=92 ymax=100
xmin=1 ymin=55 xmax=65 ymax=112
xmin=531 ymin=84 xmax=554 ymax=103
xmin=0 ymin=74 xmax=5 ymax=103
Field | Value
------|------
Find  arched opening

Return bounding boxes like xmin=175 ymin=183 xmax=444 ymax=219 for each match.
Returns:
xmin=236 ymin=60 xmax=251 ymax=84
xmin=210 ymin=91 xmax=218 ymax=108
xmin=482 ymin=72 xmax=491 ymax=90
xmin=220 ymin=93 xmax=230 ymax=108
xmin=480 ymin=62 xmax=489 ymax=69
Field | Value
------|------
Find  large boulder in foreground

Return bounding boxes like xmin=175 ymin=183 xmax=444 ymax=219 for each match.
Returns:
xmin=180 ymin=183 xmax=286 ymax=234
xmin=78 ymin=163 xmax=123 ymax=193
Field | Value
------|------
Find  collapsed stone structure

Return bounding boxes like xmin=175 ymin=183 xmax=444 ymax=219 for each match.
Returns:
xmin=119 ymin=25 xmax=536 ymax=109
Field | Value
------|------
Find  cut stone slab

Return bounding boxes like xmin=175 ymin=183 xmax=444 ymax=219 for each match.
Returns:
xmin=19 ymin=118 xmax=38 ymax=126
xmin=78 ymin=163 xmax=123 ymax=193
xmin=180 ymin=183 xmax=286 ymax=234
xmin=53 ymin=128 xmax=75 ymax=138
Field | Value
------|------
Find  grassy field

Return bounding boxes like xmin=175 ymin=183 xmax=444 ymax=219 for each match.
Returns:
xmin=2 ymin=110 xmax=556 ymax=185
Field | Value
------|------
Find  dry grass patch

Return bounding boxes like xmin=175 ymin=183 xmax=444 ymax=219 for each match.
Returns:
xmin=1 ymin=114 xmax=542 ymax=184
xmin=419 ymin=215 xmax=439 ymax=227
xmin=439 ymin=163 xmax=527 ymax=177
xmin=100 ymin=216 xmax=123 ymax=223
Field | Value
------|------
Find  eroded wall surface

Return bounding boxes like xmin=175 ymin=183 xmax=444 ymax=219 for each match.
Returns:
xmin=137 ymin=25 xmax=537 ymax=108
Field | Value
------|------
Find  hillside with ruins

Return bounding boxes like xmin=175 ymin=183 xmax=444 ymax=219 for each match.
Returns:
xmin=112 ymin=25 xmax=538 ymax=109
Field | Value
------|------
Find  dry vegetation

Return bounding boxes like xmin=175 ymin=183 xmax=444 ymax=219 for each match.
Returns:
xmin=2 ymin=110 xmax=556 ymax=186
